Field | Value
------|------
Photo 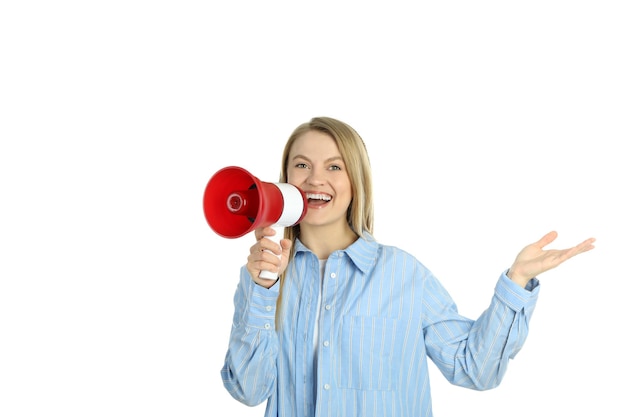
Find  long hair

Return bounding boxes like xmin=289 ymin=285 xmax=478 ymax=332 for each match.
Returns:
xmin=275 ymin=116 xmax=374 ymax=326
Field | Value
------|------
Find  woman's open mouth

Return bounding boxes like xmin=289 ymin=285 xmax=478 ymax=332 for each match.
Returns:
xmin=306 ymin=192 xmax=332 ymax=208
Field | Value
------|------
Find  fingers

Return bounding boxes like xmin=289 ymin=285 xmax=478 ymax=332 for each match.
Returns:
xmin=254 ymin=226 xmax=276 ymax=241
xmin=247 ymin=227 xmax=292 ymax=286
xmin=537 ymin=231 xmax=596 ymax=253
xmin=562 ymin=237 xmax=596 ymax=260
xmin=536 ymin=231 xmax=558 ymax=248
xmin=251 ymin=250 xmax=281 ymax=272
xmin=535 ymin=235 xmax=596 ymax=275
xmin=280 ymin=238 xmax=293 ymax=257
xmin=246 ymin=243 xmax=281 ymax=283
xmin=251 ymin=236 xmax=283 ymax=257
xmin=576 ymin=237 xmax=596 ymax=253
xmin=538 ymin=231 xmax=596 ymax=258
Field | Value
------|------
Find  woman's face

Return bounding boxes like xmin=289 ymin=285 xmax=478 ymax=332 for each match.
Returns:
xmin=287 ymin=130 xmax=353 ymax=231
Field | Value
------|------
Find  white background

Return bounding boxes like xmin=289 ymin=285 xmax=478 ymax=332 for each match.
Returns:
xmin=1 ymin=1 xmax=624 ymax=416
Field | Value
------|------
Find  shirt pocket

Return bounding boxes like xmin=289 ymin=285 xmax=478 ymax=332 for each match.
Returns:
xmin=337 ymin=315 xmax=399 ymax=391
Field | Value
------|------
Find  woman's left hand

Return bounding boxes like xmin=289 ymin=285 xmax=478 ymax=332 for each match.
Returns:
xmin=507 ymin=231 xmax=596 ymax=288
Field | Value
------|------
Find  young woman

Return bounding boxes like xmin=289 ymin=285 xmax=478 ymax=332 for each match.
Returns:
xmin=220 ymin=116 xmax=595 ymax=417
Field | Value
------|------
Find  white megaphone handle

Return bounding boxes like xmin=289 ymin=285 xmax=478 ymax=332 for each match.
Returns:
xmin=259 ymin=226 xmax=284 ymax=280
xmin=257 ymin=184 xmax=305 ymax=281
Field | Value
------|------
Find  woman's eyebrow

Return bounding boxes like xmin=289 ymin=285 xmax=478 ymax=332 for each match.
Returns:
xmin=291 ymin=155 xmax=343 ymax=163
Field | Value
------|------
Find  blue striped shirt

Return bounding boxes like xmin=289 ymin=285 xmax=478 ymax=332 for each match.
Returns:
xmin=221 ymin=232 xmax=539 ymax=417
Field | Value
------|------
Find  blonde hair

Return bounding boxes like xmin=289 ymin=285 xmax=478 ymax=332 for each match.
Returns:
xmin=276 ymin=116 xmax=374 ymax=325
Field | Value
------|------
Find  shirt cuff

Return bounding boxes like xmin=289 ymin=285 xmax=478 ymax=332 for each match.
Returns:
xmin=240 ymin=268 xmax=280 ymax=330
xmin=494 ymin=270 xmax=540 ymax=312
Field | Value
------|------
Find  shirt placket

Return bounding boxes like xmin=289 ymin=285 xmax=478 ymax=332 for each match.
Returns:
xmin=315 ymin=251 xmax=343 ymax=416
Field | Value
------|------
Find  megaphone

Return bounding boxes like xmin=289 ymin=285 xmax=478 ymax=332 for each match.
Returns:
xmin=203 ymin=166 xmax=308 ymax=280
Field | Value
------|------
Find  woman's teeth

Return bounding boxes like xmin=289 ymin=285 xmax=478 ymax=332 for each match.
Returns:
xmin=306 ymin=193 xmax=331 ymax=201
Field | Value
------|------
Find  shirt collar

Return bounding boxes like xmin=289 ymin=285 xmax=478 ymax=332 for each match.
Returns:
xmin=294 ymin=231 xmax=379 ymax=274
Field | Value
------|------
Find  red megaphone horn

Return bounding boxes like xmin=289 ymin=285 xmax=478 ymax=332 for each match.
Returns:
xmin=203 ymin=166 xmax=308 ymax=279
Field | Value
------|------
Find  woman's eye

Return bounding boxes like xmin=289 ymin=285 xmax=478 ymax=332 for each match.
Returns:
xmin=295 ymin=163 xmax=308 ymax=169
xmin=329 ymin=164 xmax=342 ymax=171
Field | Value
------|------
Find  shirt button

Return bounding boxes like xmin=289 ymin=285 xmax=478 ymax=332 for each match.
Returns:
xmin=264 ymin=323 xmax=271 ymax=329
xmin=265 ymin=305 xmax=272 ymax=311
xmin=324 ymin=384 xmax=330 ymax=390
xmin=325 ymin=305 xmax=331 ymax=310
xmin=330 ymin=272 xmax=336 ymax=278
xmin=323 ymin=340 xmax=329 ymax=347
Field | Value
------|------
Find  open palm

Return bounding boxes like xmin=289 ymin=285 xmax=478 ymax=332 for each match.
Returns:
xmin=507 ymin=231 xmax=596 ymax=288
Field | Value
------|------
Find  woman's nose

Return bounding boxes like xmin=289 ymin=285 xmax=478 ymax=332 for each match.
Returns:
xmin=306 ymin=167 xmax=326 ymax=185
